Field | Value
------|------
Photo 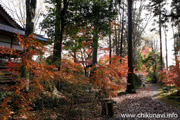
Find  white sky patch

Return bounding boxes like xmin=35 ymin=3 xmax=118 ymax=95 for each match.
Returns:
xmin=0 ymin=0 xmax=46 ymax=35
xmin=144 ymin=0 xmax=175 ymax=67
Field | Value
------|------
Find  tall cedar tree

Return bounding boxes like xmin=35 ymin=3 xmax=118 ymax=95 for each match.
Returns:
xmin=109 ymin=0 xmax=113 ymax=64
xmin=120 ymin=2 xmax=125 ymax=58
xmin=126 ymin=0 xmax=136 ymax=93
xmin=42 ymin=0 xmax=78 ymax=70
xmin=53 ymin=0 xmax=67 ymax=71
xmin=91 ymin=0 xmax=116 ymax=65
xmin=20 ymin=0 xmax=37 ymax=87
xmin=150 ymin=0 xmax=164 ymax=71
xmin=25 ymin=0 xmax=37 ymax=36
xmin=170 ymin=0 xmax=180 ymax=55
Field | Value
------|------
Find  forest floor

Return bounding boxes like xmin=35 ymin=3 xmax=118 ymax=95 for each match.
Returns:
xmin=109 ymin=82 xmax=180 ymax=120
xmin=16 ymin=81 xmax=180 ymax=120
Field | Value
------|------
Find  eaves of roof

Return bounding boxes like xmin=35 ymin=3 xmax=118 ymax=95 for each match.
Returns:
xmin=0 ymin=4 xmax=23 ymax=30
xmin=0 ymin=23 xmax=48 ymax=41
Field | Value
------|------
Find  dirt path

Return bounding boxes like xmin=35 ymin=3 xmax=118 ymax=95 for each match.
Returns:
xmin=110 ymin=83 xmax=180 ymax=120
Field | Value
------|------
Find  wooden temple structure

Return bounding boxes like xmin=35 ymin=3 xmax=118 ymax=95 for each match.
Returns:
xmin=0 ymin=4 xmax=47 ymax=90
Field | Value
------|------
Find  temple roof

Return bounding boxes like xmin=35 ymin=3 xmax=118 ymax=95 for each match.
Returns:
xmin=0 ymin=23 xmax=47 ymax=41
xmin=0 ymin=4 xmax=48 ymax=41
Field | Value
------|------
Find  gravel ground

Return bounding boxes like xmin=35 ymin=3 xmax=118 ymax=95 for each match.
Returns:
xmin=109 ymin=83 xmax=180 ymax=120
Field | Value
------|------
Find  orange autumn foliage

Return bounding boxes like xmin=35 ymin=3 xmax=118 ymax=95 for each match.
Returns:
xmin=0 ymin=32 xmax=129 ymax=119
xmin=162 ymin=56 xmax=180 ymax=88
xmin=90 ymin=56 xmax=128 ymax=97
xmin=0 ymin=34 xmax=88 ymax=119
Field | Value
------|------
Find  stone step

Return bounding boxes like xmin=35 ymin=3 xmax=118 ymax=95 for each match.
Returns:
xmin=0 ymin=63 xmax=15 ymax=90
xmin=0 ymin=76 xmax=11 ymax=79
xmin=0 ymin=80 xmax=14 ymax=84
xmin=0 ymin=66 xmax=8 ymax=69
xmin=2 ymin=71 xmax=12 ymax=75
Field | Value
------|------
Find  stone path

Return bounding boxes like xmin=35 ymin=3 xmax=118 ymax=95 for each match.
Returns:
xmin=109 ymin=83 xmax=180 ymax=120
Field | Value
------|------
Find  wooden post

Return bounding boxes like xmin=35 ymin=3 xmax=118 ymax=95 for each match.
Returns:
xmin=9 ymin=37 xmax=13 ymax=62
xmin=107 ymin=102 xmax=113 ymax=117
xmin=101 ymin=99 xmax=114 ymax=117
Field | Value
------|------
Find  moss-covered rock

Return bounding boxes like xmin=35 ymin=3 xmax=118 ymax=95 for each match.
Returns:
xmin=133 ymin=73 xmax=144 ymax=88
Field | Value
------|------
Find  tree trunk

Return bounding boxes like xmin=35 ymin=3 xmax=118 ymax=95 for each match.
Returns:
xmin=126 ymin=0 xmax=136 ymax=93
xmin=74 ymin=51 xmax=77 ymax=63
xmin=53 ymin=0 xmax=61 ymax=70
xmin=52 ymin=0 xmax=67 ymax=91
xmin=25 ymin=0 xmax=36 ymax=36
xmin=172 ymin=24 xmax=177 ymax=55
xmin=120 ymin=3 xmax=124 ymax=58
xmin=163 ymin=25 xmax=168 ymax=69
xmin=117 ymin=25 xmax=120 ymax=56
xmin=92 ymin=24 xmax=98 ymax=65
xmin=23 ymin=0 xmax=37 ymax=91
xmin=114 ymin=20 xmax=118 ymax=55
xmin=109 ymin=32 xmax=112 ymax=64
xmin=109 ymin=0 xmax=113 ymax=63
xmin=53 ymin=0 xmax=67 ymax=71
xmin=159 ymin=3 xmax=163 ymax=71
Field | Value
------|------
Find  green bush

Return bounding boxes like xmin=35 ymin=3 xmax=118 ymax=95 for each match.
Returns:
xmin=147 ymin=72 xmax=158 ymax=83
xmin=0 ymin=91 xmax=12 ymax=103
xmin=45 ymin=55 xmax=53 ymax=65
